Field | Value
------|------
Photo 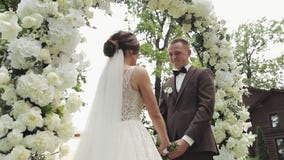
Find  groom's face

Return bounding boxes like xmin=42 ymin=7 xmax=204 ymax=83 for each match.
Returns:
xmin=168 ymin=42 xmax=191 ymax=69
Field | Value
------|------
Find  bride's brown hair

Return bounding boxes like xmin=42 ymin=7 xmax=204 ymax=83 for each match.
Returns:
xmin=103 ymin=31 xmax=140 ymax=57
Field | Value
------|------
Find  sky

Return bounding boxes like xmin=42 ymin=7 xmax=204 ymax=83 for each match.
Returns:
xmin=73 ymin=0 xmax=284 ymax=131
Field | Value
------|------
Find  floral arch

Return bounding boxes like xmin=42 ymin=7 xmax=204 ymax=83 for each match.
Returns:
xmin=0 ymin=0 xmax=255 ymax=159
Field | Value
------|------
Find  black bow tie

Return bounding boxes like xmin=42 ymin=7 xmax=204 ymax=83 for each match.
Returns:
xmin=172 ymin=67 xmax=187 ymax=76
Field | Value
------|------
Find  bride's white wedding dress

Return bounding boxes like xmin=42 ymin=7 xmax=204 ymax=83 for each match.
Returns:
xmin=74 ymin=58 xmax=162 ymax=160
xmin=117 ymin=66 xmax=162 ymax=160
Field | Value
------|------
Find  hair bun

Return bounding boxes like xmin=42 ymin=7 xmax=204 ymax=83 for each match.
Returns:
xmin=103 ymin=40 xmax=119 ymax=57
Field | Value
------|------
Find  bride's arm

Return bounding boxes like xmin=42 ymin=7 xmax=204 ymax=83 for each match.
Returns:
xmin=132 ymin=67 xmax=170 ymax=154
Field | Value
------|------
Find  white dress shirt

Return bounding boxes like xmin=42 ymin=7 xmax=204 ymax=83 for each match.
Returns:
xmin=174 ymin=64 xmax=195 ymax=146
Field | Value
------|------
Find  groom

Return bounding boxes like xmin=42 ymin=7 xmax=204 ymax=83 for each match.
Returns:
xmin=159 ymin=38 xmax=219 ymax=160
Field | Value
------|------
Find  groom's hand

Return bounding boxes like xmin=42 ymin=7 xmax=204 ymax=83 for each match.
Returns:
xmin=167 ymin=139 xmax=189 ymax=159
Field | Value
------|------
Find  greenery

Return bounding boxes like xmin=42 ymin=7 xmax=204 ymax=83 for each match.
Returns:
xmin=124 ymin=1 xmax=185 ymax=101
xmin=256 ymin=127 xmax=270 ymax=160
xmin=232 ymin=17 xmax=284 ymax=89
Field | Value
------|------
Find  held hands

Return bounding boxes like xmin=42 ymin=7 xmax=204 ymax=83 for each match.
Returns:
xmin=164 ymin=139 xmax=189 ymax=160
xmin=157 ymin=141 xmax=178 ymax=160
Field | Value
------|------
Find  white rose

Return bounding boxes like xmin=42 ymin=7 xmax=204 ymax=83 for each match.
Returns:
xmin=11 ymin=100 xmax=32 ymax=119
xmin=59 ymin=145 xmax=69 ymax=158
xmin=17 ymin=0 xmax=58 ymax=19
xmin=40 ymin=48 xmax=52 ymax=64
xmin=192 ymin=0 xmax=213 ymax=17
xmin=0 ymin=66 xmax=10 ymax=84
xmin=21 ymin=13 xmax=43 ymax=29
xmin=8 ymin=145 xmax=30 ymax=160
xmin=56 ymin=121 xmax=75 ymax=141
xmin=48 ymin=18 xmax=81 ymax=54
xmin=21 ymin=16 xmax=37 ymax=28
xmin=0 ymin=114 xmax=13 ymax=137
xmin=47 ymin=72 xmax=62 ymax=86
xmin=7 ymin=37 xmax=42 ymax=69
xmin=44 ymin=113 xmax=61 ymax=130
xmin=16 ymin=73 xmax=55 ymax=106
xmin=213 ymin=146 xmax=235 ymax=160
xmin=65 ymin=8 xmax=86 ymax=27
xmin=28 ymin=131 xmax=61 ymax=152
xmin=229 ymin=124 xmax=243 ymax=138
xmin=0 ymin=138 xmax=13 ymax=153
xmin=7 ymin=129 xmax=23 ymax=146
xmin=1 ymin=85 xmax=17 ymax=105
xmin=18 ymin=107 xmax=43 ymax=131
xmin=168 ymin=0 xmax=188 ymax=18
xmin=158 ymin=0 xmax=171 ymax=10
xmin=56 ymin=63 xmax=78 ymax=90
xmin=0 ymin=12 xmax=22 ymax=42
xmin=66 ymin=93 xmax=82 ymax=113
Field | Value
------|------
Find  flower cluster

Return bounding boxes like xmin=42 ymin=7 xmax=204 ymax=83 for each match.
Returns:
xmin=0 ymin=0 xmax=112 ymax=159
xmin=146 ymin=0 xmax=256 ymax=159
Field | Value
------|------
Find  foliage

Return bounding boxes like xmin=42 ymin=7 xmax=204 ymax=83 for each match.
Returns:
xmin=133 ymin=1 xmax=256 ymax=159
xmin=232 ymin=17 xmax=284 ymax=89
xmin=124 ymin=0 xmax=185 ymax=101
xmin=0 ymin=0 xmax=21 ymax=12
xmin=256 ymin=127 xmax=270 ymax=160
xmin=0 ymin=0 xmax=112 ymax=159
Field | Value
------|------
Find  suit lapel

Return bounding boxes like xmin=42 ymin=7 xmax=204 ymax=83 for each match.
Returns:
xmin=176 ymin=66 xmax=197 ymax=104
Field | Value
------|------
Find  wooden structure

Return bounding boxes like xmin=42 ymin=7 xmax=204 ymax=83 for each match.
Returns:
xmin=243 ymin=87 xmax=284 ymax=160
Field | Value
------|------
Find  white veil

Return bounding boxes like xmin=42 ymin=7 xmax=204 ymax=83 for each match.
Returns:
xmin=74 ymin=50 xmax=124 ymax=160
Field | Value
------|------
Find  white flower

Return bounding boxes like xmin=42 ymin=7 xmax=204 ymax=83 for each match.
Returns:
xmin=215 ymin=70 xmax=234 ymax=89
xmin=168 ymin=0 xmax=188 ymax=18
xmin=16 ymin=73 xmax=55 ymax=106
xmin=56 ymin=62 xmax=78 ymax=89
xmin=46 ymin=72 xmax=62 ymax=86
xmin=192 ymin=0 xmax=213 ymax=17
xmin=23 ymin=131 xmax=61 ymax=152
xmin=0 ymin=12 xmax=22 ymax=42
xmin=213 ymin=145 xmax=235 ymax=160
xmin=158 ymin=0 xmax=171 ymax=11
xmin=164 ymin=87 xmax=173 ymax=97
xmin=65 ymin=8 xmax=86 ymax=27
xmin=7 ymin=129 xmax=23 ymax=146
xmin=11 ymin=100 xmax=32 ymax=119
xmin=17 ymin=0 xmax=58 ymax=19
xmin=44 ymin=113 xmax=61 ymax=131
xmin=7 ymin=37 xmax=41 ymax=69
xmin=0 ymin=114 xmax=14 ymax=137
xmin=59 ymin=145 xmax=69 ymax=158
xmin=66 ymin=93 xmax=82 ymax=113
xmin=18 ymin=107 xmax=43 ymax=131
xmin=0 ymin=66 xmax=11 ymax=84
xmin=21 ymin=13 xmax=43 ymax=29
xmin=1 ymin=85 xmax=17 ymax=105
xmin=7 ymin=145 xmax=30 ymax=160
xmin=0 ymin=138 xmax=13 ymax=153
xmin=47 ymin=18 xmax=81 ymax=54
xmin=40 ymin=48 xmax=52 ymax=64
xmin=229 ymin=124 xmax=243 ymax=138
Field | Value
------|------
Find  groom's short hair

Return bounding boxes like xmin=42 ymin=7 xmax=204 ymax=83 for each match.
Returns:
xmin=170 ymin=38 xmax=190 ymax=50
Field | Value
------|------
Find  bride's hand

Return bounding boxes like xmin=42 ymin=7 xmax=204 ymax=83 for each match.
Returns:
xmin=158 ymin=142 xmax=171 ymax=156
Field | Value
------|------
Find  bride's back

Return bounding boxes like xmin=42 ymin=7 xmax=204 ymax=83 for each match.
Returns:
xmin=121 ymin=66 xmax=144 ymax=121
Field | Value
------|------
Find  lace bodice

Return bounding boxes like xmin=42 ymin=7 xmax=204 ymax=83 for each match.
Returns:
xmin=121 ymin=67 xmax=144 ymax=121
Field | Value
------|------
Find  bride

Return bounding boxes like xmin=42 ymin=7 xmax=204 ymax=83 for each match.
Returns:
xmin=74 ymin=31 xmax=170 ymax=160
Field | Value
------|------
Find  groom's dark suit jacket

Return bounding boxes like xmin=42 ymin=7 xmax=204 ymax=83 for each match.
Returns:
xmin=159 ymin=66 xmax=219 ymax=159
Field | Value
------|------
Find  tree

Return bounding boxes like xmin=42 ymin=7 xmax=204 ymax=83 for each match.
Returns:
xmin=0 ymin=0 xmax=20 ymax=12
xmin=256 ymin=127 xmax=270 ymax=160
xmin=125 ymin=1 xmax=185 ymax=101
xmin=232 ymin=17 xmax=284 ymax=89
